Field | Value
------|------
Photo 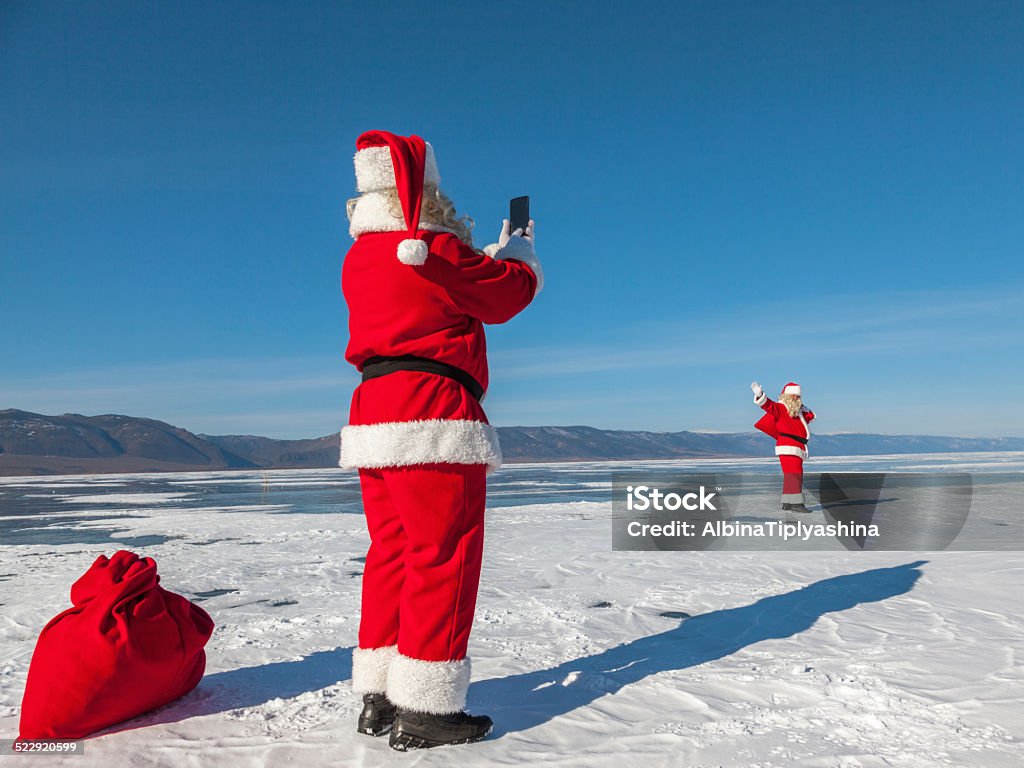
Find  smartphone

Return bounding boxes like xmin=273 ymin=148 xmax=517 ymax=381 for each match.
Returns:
xmin=509 ymin=196 xmax=530 ymax=234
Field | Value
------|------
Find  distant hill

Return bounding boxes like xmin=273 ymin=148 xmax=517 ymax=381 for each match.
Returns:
xmin=493 ymin=426 xmax=1024 ymax=461
xmin=199 ymin=433 xmax=340 ymax=468
xmin=0 ymin=409 xmax=256 ymax=476
xmin=2 ymin=409 xmax=1023 ymax=477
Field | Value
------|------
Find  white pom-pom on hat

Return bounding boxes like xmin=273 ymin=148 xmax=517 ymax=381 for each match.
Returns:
xmin=397 ymin=238 xmax=429 ymax=265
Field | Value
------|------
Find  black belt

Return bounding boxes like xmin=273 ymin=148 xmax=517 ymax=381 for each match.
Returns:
xmin=779 ymin=432 xmax=808 ymax=445
xmin=361 ymin=355 xmax=484 ymax=402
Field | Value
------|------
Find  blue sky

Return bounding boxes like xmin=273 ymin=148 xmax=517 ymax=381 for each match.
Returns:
xmin=2 ymin=1 xmax=1022 ymax=438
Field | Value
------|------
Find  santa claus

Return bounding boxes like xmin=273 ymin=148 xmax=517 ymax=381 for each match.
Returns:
xmin=751 ymin=381 xmax=815 ymax=513
xmin=339 ymin=130 xmax=542 ymax=750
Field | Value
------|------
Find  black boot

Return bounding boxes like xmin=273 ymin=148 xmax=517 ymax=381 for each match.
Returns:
xmin=788 ymin=502 xmax=812 ymax=513
xmin=357 ymin=692 xmax=397 ymax=736
xmin=388 ymin=707 xmax=493 ymax=750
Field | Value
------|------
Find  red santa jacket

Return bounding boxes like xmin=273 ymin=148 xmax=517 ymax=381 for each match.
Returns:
xmin=754 ymin=392 xmax=815 ymax=459
xmin=339 ymin=199 xmax=541 ymax=473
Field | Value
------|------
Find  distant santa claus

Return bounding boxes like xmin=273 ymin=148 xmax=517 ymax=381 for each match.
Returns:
xmin=751 ymin=381 xmax=815 ymax=513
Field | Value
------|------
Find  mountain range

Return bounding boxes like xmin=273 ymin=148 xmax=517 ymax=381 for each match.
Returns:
xmin=2 ymin=408 xmax=1023 ymax=477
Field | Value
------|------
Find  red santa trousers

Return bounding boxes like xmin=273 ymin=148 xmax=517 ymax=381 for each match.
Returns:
xmin=352 ymin=462 xmax=486 ymax=715
xmin=779 ymin=455 xmax=804 ymax=504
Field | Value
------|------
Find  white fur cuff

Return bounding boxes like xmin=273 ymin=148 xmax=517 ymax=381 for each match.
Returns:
xmin=352 ymin=645 xmax=398 ymax=694
xmin=387 ymin=653 xmax=471 ymax=715
xmin=491 ymin=237 xmax=544 ymax=294
xmin=754 ymin=391 xmax=767 ymax=406
xmin=339 ymin=418 xmax=503 ymax=473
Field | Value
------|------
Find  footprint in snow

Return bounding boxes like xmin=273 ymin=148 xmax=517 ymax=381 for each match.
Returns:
xmin=193 ymin=588 xmax=239 ymax=601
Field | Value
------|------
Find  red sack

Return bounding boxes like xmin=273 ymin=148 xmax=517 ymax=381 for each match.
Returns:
xmin=18 ymin=550 xmax=214 ymax=739
xmin=754 ymin=412 xmax=779 ymax=439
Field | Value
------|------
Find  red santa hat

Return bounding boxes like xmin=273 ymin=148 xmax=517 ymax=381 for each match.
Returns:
xmin=781 ymin=382 xmax=802 ymax=396
xmin=353 ymin=130 xmax=441 ymax=265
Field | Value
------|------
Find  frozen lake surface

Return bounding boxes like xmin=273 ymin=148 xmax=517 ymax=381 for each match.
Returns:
xmin=1 ymin=453 xmax=1022 ymax=766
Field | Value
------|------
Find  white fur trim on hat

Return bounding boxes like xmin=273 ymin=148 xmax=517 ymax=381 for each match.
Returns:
xmin=352 ymin=644 xmax=397 ymax=694
xmin=386 ymin=653 xmax=470 ymax=715
xmin=782 ymin=384 xmax=802 ymax=396
xmin=354 ymin=144 xmax=440 ymax=193
xmin=348 ymin=192 xmax=459 ymax=240
xmin=487 ymin=236 xmax=544 ymax=295
xmin=397 ymin=238 xmax=429 ymax=265
xmin=339 ymin=418 xmax=502 ymax=473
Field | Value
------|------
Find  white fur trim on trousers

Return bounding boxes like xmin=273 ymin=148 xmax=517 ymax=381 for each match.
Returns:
xmin=352 ymin=645 xmax=398 ymax=694
xmin=387 ymin=653 xmax=471 ymax=715
xmin=340 ymin=418 xmax=503 ymax=473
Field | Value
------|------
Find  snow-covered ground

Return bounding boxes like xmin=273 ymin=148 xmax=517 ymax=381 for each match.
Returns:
xmin=1 ymin=456 xmax=1022 ymax=767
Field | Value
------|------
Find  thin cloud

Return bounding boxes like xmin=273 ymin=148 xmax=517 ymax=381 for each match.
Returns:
xmin=3 ymin=283 xmax=1021 ymax=438
xmin=491 ymin=282 xmax=1024 ymax=379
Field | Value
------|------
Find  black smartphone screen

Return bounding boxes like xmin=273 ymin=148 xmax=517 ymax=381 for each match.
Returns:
xmin=509 ymin=196 xmax=530 ymax=234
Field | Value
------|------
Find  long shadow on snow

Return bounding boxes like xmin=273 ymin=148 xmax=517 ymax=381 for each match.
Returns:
xmin=469 ymin=560 xmax=927 ymax=737
xmin=104 ymin=560 xmax=925 ymax=736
